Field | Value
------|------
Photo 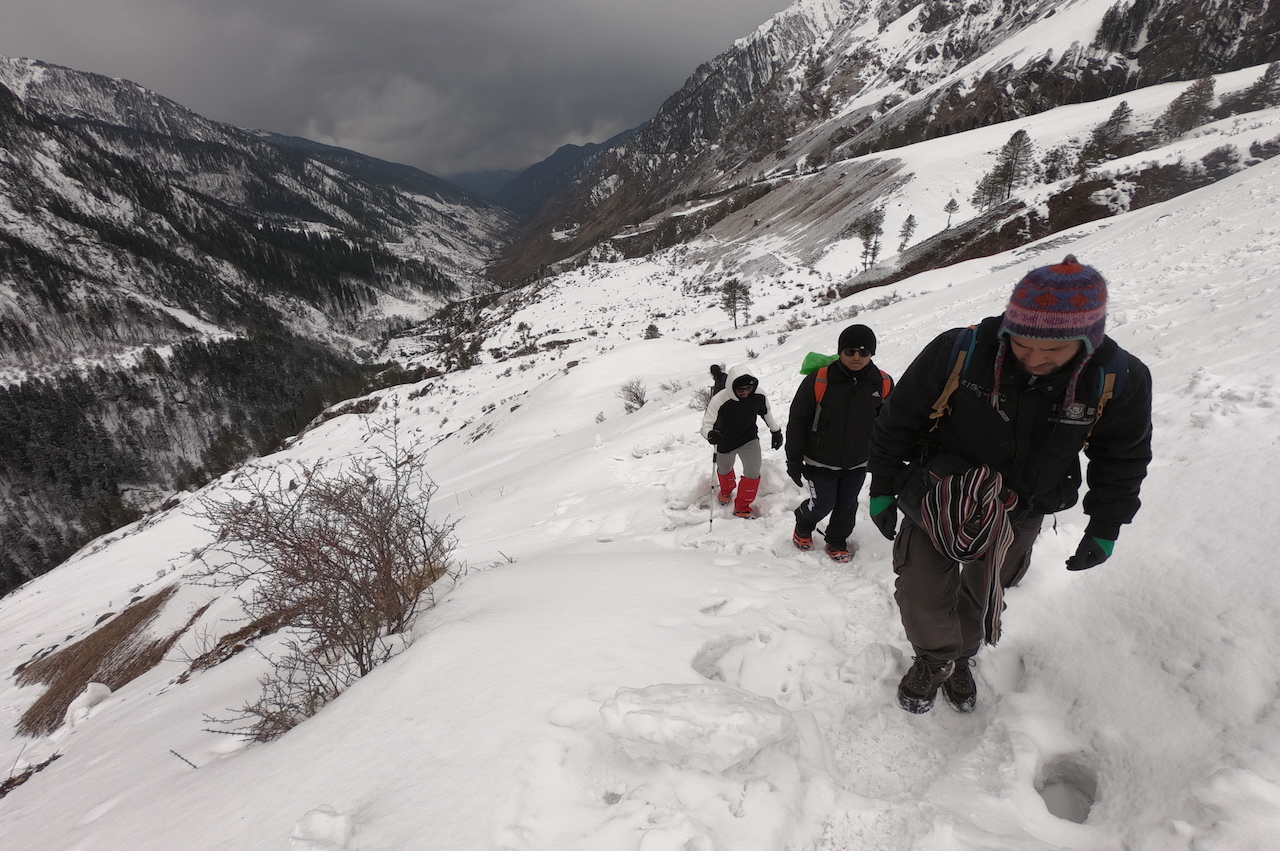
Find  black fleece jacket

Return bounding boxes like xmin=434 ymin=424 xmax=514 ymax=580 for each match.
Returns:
xmin=867 ymin=316 xmax=1153 ymax=538
xmin=786 ymin=359 xmax=889 ymax=473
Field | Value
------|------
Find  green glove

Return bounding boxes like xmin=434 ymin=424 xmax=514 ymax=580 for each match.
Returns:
xmin=869 ymin=495 xmax=898 ymax=541
xmin=1065 ymin=536 xmax=1114 ymax=571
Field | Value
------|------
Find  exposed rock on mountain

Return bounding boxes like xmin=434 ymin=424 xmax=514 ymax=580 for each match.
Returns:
xmin=491 ymin=0 xmax=1280 ymax=282
xmin=0 ymin=57 xmax=519 ymax=592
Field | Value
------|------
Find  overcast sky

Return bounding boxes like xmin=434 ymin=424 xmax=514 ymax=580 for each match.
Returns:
xmin=2 ymin=0 xmax=793 ymax=178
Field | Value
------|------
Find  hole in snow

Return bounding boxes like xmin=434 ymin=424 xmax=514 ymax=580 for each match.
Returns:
xmin=1036 ymin=754 xmax=1098 ymax=823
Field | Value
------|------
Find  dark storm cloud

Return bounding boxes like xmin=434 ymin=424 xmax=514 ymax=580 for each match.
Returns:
xmin=1 ymin=0 xmax=791 ymax=176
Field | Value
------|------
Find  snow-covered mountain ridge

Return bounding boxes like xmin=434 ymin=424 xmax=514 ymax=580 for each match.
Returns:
xmin=0 ymin=56 xmax=518 ymax=376
xmin=2 ymin=89 xmax=1280 ymax=848
xmin=493 ymin=0 xmax=1280 ymax=282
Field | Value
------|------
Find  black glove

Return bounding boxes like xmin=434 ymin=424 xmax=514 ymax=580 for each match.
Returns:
xmin=869 ymin=495 xmax=898 ymax=541
xmin=706 ymin=429 xmax=721 ymax=445
xmin=786 ymin=462 xmax=803 ymax=487
xmin=770 ymin=430 xmax=783 ymax=450
xmin=1065 ymin=535 xmax=1113 ymax=571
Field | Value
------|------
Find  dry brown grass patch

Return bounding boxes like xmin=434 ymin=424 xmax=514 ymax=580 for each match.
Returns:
xmin=16 ymin=586 xmax=206 ymax=737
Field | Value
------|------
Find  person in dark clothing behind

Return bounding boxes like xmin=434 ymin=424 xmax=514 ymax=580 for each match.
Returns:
xmin=701 ymin=365 xmax=782 ymax=518
xmin=785 ymin=324 xmax=893 ymax=564
xmin=709 ymin=363 xmax=727 ymax=395
xmin=866 ymin=255 xmax=1153 ymax=715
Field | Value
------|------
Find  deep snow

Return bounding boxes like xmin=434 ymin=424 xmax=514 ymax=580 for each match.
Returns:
xmin=4 ymin=87 xmax=1280 ymax=851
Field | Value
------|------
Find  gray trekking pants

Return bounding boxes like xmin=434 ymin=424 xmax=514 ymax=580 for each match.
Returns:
xmin=716 ymin=439 xmax=763 ymax=478
xmin=892 ymin=513 xmax=1044 ymax=660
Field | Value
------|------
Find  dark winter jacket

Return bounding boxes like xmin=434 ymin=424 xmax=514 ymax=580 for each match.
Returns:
xmin=867 ymin=315 xmax=1153 ymax=538
xmin=786 ymin=359 xmax=890 ymax=473
xmin=701 ymin=366 xmax=781 ymax=452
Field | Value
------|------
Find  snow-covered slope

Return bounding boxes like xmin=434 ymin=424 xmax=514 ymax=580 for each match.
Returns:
xmin=2 ymin=106 xmax=1279 ymax=849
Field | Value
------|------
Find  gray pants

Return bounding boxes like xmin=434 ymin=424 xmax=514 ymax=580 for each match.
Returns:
xmin=892 ymin=513 xmax=1043 ymax=660
xmin=716 ymin=439 xmax=762 ymax=478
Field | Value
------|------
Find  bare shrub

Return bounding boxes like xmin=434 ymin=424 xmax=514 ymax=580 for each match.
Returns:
xmin=194 ymin=415 xmax=456 ymax=740
xmin=688 ymin=387 xmax=713 ymax=410
xmin=16 ymin=586 xmax=204 ymax=736
xmin=617 ymin=377 xmax=648 ymax=414
xmin=659 ymin=379 xmax=685 ymax=394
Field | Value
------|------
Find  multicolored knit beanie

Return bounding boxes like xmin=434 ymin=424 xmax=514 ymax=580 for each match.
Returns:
xmin=999 ymin=255 xmax=1107 ymax=352
xmin=994 ymin=255 xmax=1107 ymax=408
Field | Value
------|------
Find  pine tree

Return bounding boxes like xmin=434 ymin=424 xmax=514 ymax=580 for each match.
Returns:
xmin=643 ymin=323 xmax=661 ymax=339
xmin=1237 ymin=62 xmax=1280 ymax=112
xmin=943 ymin=198 xmax=960 ymax=228
xmin=897 ymin=214 xmax=917 ymax=252
xmin=971 ymin=171 xmax=1005 ymax=211
xmin=856 ymin=208 xmax=886 ymax=271
xmin=718 ymin=279 xmax=753 ymax=329
xmin=1155 ymin=77 xmax=1216 ymax=141
xmin=1078 ymin=101 xmax=1134 ymax=173
xmin=996 ymin=130 xmax=1037 ymax=200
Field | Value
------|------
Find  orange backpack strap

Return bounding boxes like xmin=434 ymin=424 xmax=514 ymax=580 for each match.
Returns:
xmin=811 ymin=366 xmax=829 ymax=432
xmin=879 ymin=370 xmax=893 ymax=400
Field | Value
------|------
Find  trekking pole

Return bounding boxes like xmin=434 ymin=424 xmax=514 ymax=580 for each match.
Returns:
xmin=709 ymin=452 xmax=716 ymax=532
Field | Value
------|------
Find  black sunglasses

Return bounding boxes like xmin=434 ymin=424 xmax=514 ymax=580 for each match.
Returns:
xmin=842 ymin=347 xmax=873 ymax=358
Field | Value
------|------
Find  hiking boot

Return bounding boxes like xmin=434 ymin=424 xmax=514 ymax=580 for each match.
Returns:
xmin=825 ymin=544 xmax=852 ymax=563
xmin=792 ymin=528 xmax=813 ymax=551
xmin=897 ymin=655 xmax=955 ymax=714
xmin=942 ymin=657 xmax=977 ymax=713
xmin=717 ymin=492 xmax=733 ymax=505
xmin=733 ymin=507 xmax=754 ymax=518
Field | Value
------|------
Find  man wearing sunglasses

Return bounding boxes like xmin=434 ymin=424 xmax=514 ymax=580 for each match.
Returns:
xmin=785 ymin=324 xmax=893 ymax=563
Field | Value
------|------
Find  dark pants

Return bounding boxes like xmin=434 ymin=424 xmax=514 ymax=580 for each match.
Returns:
xmin=892 ymin=513 xmax=1043 ymax=660
xmin=794 ymin=469 xmax=866 ymax=550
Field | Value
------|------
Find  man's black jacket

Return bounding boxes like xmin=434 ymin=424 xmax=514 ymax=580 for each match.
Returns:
xmin=787 ymin=359 xmax=889 ymax=473
xmin=867 ymin=316 xmax=1153 ymax=538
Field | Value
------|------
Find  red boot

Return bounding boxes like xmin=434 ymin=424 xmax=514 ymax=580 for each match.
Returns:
xmin=716 ymin=471 xmax=736 ymax=505
xmin=733 ymin=477 xmax=760 ymax=518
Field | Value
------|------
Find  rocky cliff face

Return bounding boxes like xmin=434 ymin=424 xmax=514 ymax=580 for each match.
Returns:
xmin=0 ymin=57 xmax=520 ymax=592
xmin=491 ymin=0 xmax=1280 ymax=282
xmin=0 ymin=57 xmax=519 ymax=378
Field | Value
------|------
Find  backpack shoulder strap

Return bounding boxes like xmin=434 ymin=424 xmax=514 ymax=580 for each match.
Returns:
xmin=814 ymin=366 xmax=829 ymax=405
xmin=811 ymin=366 xmax=828 ymax=432
xmin=928 ymin=327 xmax=976 ymax=431
xmin=879 ymin=370 xmax=893 ymax=400
xmin=1083 ymin=347 xmax=1128 ymax=447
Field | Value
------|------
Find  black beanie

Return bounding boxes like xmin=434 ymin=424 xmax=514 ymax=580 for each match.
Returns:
xmin=838 ymin=324 xmax=876 ymax=353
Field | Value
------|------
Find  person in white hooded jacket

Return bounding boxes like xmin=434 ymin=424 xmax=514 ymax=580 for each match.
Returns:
xmin=700 ymin=365 xmax=782 ymax=518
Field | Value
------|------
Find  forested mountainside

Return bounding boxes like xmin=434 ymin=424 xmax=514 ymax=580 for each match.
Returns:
xmin=491 ymin=0 xmax=1280 ymax=282
xmin=0 ymin=57 xmax=518 ymax=594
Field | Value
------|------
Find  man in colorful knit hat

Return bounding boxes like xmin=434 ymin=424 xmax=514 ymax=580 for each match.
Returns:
xmin=865 ymin=256 xmax=1153 ymax=715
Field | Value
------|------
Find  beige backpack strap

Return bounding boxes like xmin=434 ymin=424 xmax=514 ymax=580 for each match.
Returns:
xmin=928 ymin=349 xmax=968 ymax=431
xmin=1083 ymin=371 xmax=1117 ymax=448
